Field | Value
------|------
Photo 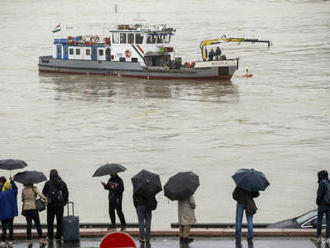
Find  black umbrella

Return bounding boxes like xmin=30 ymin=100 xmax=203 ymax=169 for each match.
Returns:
xmin=131 ymin=169 xmax=162 ymax=197
xmin=13 ymin=170 xmax=47 ymax=185
xmin=232 ymin=168 xmax=270 ymax=192
xmin=92 ymin=163 xmax=126 ymax=177
xmin=164 ymin=171 xmax=199 ymax=200
xmin=0 ymin=159 xmax=28 ymax=176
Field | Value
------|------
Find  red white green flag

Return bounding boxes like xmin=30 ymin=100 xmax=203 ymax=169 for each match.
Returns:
xmin=52 ymin=24 xmax=61 ymax=33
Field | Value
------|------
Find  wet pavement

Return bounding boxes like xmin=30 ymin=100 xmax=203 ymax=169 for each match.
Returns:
xmin=6 ymin=237 xmax=327 ymax=248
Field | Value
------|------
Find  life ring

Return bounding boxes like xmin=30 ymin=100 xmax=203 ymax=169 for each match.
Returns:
xmin=125 ymin=49 xmax=131 ymax=58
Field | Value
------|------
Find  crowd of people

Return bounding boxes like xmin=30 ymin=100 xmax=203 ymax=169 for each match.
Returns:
xmin=0 ymin=169 xmax=329 ymax=247
xmin=0 ymin=169 xmax=68 ymax=248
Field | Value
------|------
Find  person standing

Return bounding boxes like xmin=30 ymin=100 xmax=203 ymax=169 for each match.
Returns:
xmin=22 ymin=184 xmax=47 ymax=246
xmin=315 ymin=170 xmax=330 ymax=243
xmin=133 ymin=192 xmax=157 ymax=244
xmin=208 ymin=49 xmax=215 ymax=61
xmin=233 ymin=186 xmax=259 ymax=245
xmin=0 ymin=177 xmax=18 ymax=248
xmin=102 ymin=173 xmax=126 ymax=231
xmin=178 ymin=195 xmax=196 ymax=243
xmin=42 ymin=169 xmax=69 ymax=241
xmin=215 ymin=46 xmax=222 ymax=60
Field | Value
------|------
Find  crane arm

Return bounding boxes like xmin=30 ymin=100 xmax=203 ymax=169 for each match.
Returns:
xmin=200 ymin=35 xmax=272 ymax=61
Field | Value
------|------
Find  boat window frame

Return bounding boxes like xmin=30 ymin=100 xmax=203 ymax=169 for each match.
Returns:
xmin=127 ymin=33 xmax=134 ymax=44
xmin=86 ymin=48 xmax=91 ymax=56
xmin=99 ymin=49 xmax=104 ymax=56
xmin=157 ymin=34 xmax=163 ymax=44
xmin=76 ymin=48 xmax=80 ymax=55
xmin=164 ymin=34 xmax=171 ymax=43
xmin=112 ymin=33 xmax=119 ymax=44
xmin=120 ymin=33 xmax=127 ymax=44
xmin=146 ymin=34 xmax=156 ymax=44
xmin=69 ymin=48 xmax=74 ymax=55
xmin=135 ymin=33 xmax=144 ymax=44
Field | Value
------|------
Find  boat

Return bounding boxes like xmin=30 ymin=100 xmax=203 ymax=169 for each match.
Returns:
xmin=38 ymin=24 xmax=271 ymax=81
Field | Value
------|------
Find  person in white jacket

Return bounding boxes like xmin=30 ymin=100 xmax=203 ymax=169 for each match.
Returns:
xmin=178 ymin=195 xmax=196 ymax=243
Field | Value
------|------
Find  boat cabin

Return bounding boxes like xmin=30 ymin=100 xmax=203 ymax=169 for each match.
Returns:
xmin=52 ymin=24 xmax=176 ymax=67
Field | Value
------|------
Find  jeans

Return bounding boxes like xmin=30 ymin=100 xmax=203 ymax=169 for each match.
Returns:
xmin=1 ymin=217 xmax=14 ymax=242
xmin=47 ymin=206 xmax=64 ymax=239
xmin=235 ymin=203 xmax=253 ymax=239
xmin=317 ymin=205 xmax=330 ymax=238
xmin=23 ymin=209 xmax=43 ymax=240
xmin=109 ymin=200 xmax=126 ymax=227
xmin=136 ymin=205 xmax=152 ymax=241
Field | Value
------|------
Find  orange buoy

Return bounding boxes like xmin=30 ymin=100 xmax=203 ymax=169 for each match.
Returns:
xmin=242 ymin=69 xmax=253 ymax=78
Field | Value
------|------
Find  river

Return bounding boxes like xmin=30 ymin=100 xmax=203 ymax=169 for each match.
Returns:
xmin=0 ymin=0 xmax=329 ymax=229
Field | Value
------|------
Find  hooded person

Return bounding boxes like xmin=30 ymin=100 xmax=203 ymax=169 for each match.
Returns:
xmin=42 ymin=169 xmax=69 ymax=241
xmin=0 ymin=177 xmax=18 ymax=247
xmin=315 ymin=170 xmax=330 ymax=243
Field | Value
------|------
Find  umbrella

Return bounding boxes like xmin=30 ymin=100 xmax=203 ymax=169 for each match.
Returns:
xmin=164 ymin=171 xmax=199 ymax=200
xmin=131 ymin=169 xmax=162 ymax=197
xmin=13 ymin=170 xmax=47 ymax=185
xmin=92 ymin=163 xmax=126 ymax=177
xmin=0 ymin=159 xmax=28 ymax=176
xmin=232 ymin=168 xmax=270 ymax=192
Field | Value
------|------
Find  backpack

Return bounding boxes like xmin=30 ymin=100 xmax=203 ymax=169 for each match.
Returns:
xmin=323 ymin=181 xmax=330 ymax=205
xmin=47 ymin=181 xmax=65 ymax=205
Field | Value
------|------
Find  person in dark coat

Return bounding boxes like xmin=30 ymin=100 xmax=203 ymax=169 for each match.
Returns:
xmin=215 ymin=46 xmax=222 ymax=60
xmin=315 ymin=170 xmax=330 ymax=243
xmin=0 ymin=177 xmax=18 ymax=247
xmin=42 ymin=169 xmax=69 ymax=241
xmin=208 ymin=49 xmax=215 ymax=61
xmin=233 ymin=186 xmax=259 ymax=245
xmin=102 ymin=173 xmax=126 ymax=231
xmin=133 ymin=193 xmax=157 ymax=244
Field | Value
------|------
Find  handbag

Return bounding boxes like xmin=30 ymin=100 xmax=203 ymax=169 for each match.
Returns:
xmin=245 ymin=197 xmax=257 ymax=216
xmin=32 ymin=187 xmax=46 ymax=212
xmin=35 ymin=198 xmax=46 ymax=212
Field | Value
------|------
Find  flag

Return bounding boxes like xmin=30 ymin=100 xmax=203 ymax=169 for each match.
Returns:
xmin=52 ymin=24 xmax=61 ymax=33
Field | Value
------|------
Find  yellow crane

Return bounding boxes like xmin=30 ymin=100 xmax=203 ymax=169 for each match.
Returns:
xmin=200 ymin=35 xmax=272 ymax=61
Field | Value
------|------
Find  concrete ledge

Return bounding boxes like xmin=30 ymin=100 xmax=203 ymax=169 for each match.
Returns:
xmin=10 ymin=228 xmax=317 ymax=239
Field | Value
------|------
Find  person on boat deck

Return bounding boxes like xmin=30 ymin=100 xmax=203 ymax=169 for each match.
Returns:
xmin=208 ymin=49 xmax=215 ymax=61
xmin=215 ymin=46 xmax=222 ymax=60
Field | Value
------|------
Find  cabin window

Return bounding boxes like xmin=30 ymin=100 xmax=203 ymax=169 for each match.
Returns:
xmin=120 ymin=33 xmax=127 ymax=44
xmin=76 ymin=48 xmax=80 ymax=55
xmin=69 ymin=48 xmax=74 ymax=55
xmin=128 ymin=33 xmax=134 ymax=44
xmin=146 ymin=34 xmax=156 ymax=44
xmin=64 ymin=47 xmax=68 ymax=56
xmin=112 ymin=33 xmax=119 ymax=44
xmin=157 ymin=34 xmax=164 ymax=44
xmin=99 ymin=49 xmax=104 ymax=56
xmin=164 ymin=35 xmax=171 ymax=43
xmin=135 ymin=33 xmax=143 ymax=44
xmin=57 ymin=46 xmax=61 ymax=53
xmin=86 ymin=49 xmax=91 ymax=56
